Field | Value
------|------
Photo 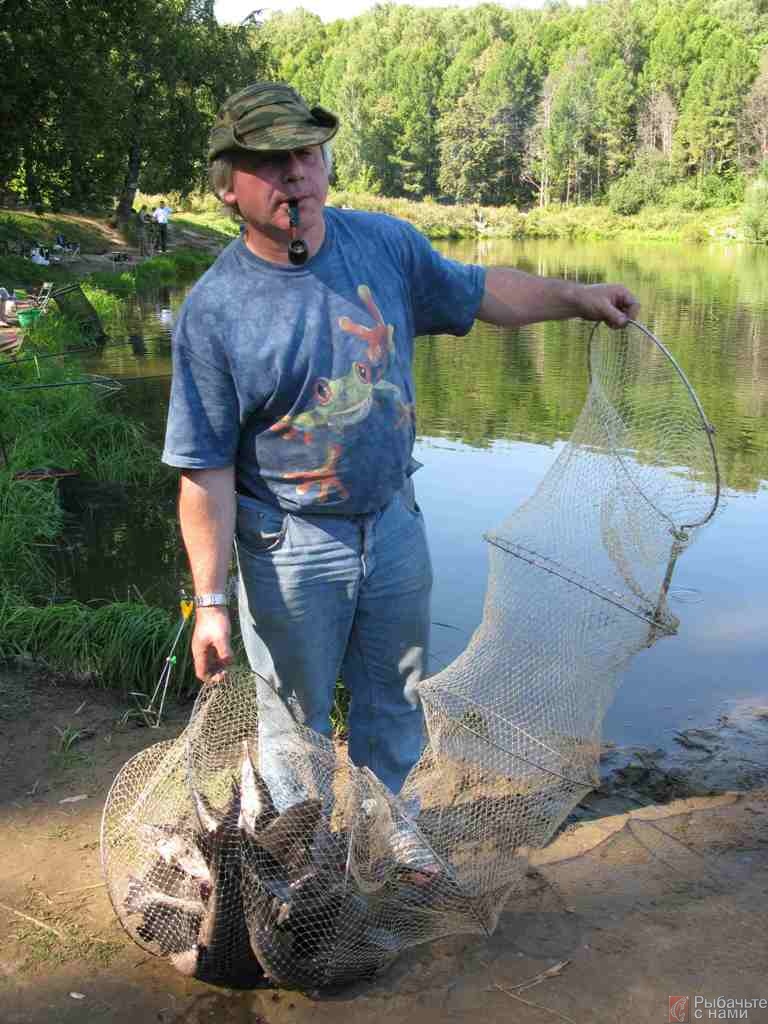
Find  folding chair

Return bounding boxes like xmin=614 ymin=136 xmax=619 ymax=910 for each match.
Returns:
xmin=35 ymin=281 xmax=54 ymax=311
xmin=13 ymin=282 xmax=53 ymax=313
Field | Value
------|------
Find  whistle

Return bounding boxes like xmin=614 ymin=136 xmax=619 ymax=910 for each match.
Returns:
xmin=287 ymin=200 xmax=308 ymax=266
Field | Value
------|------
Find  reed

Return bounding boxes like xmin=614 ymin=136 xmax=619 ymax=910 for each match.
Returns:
xmin=87 ymin=250 xmax=215 ymax=296
xmin=1 ymin=600 xmax=197 ymax=697
xmin=0 ymin=475 xmax=62 ymax=594
xmin=3 ymin=357 xmax=163 ymax=485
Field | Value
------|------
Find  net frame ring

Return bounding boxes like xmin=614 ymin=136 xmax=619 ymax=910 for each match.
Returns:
xmin=587 ymin=318 xmax=721 ymax=532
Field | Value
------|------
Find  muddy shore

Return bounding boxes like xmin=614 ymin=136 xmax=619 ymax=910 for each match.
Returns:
xmin=1 ymin=667 xmax=767 ymax=1023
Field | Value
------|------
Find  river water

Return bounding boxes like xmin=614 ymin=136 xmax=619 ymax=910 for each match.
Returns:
xmin=70 ymin=237 xmax=767 ymax=752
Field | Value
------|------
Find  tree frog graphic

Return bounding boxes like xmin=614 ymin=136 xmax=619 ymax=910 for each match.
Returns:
xmin=269 ymin=360 xmax=402 ymax=443
xmin=270 ymin=284 xmax=408 ymax=501
xmin=338 ymin=285 xmax=395 ymax=369
xmin=280 ymin=443 xmax=349 ymax=502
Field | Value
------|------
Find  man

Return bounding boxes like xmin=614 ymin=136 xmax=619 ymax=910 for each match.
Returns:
xmin=153 ymin=200 xmax=172 ymax=252
xmin=162 ymin=82 xmax=638 ymax=805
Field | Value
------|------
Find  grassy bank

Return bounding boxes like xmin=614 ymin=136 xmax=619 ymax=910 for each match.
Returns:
xmin=170 ymin=191 xmax=746 ymax=245
xmin=0 ymin=220 xmax=211 ymax=699
xmin=329 ymin=192 xmax=745 ymax=243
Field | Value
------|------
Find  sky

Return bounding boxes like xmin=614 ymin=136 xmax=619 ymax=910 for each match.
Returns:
xmin=214 ymin=0 xmax=546 ymax=26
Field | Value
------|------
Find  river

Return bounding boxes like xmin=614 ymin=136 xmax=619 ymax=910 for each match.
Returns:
xmin=68 ymin=236 xmax=768 ymax=753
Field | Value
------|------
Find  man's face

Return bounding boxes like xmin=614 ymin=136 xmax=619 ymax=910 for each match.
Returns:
xmin=224 ymin=146 xmax=329 ymax=240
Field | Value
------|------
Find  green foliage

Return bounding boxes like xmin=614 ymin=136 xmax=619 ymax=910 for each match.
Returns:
xmin=741 ymin=175 xmax=768 ymax=241
xmin=1 ymin=0 xmax=265 ymax=213
xmin=3 ymin=0 xmax=767 ymax=212
xmin=0 ymin=476 xmax=63 ymax=596
xmin=608 ymin=151 xmax=677 ymax=214
xmin=664 ymin=171 xmax=745 ymax=210
xmin=0 ymin=600 xmax=195 ymax=696
xmin=87 ymin=249 xmax=215 ymax=295
xmin=0 ymin=275 xmax=193 ymax=695
xmin=0 ymin=212 xmax=107 ymax=252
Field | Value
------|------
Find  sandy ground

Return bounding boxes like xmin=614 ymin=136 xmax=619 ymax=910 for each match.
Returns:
xmin=1 ymin=667 xmax=767 ymax=1024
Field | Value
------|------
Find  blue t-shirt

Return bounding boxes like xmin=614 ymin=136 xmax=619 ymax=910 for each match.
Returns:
xmin=162 ymin=208 xmax=486 ymax=514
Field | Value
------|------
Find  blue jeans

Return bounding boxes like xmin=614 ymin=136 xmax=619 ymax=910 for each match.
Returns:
xmin=235 ymin=481 xmax=432 ymax=806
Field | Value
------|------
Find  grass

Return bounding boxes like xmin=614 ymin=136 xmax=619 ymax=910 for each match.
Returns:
xmin=174 ymin=211 xmax=241 ymax=240
xmin=87 ymin=248 xmax=216 ymax=295
xmin=0 ymin=209 xmax=215 ymax=703
xmin=1 ymin=355 xmax=164 ymax=487
xmin=331 ymin=679 xmax=350 ymax=739
xmin=10 ymin=890 xmax=122 ymax=973
xmin=0 ymin=210 xmax=114 ymax=253
xmin=175 ymin=191 xmax=746 ymax=245
xmin=0 ymin=477 xmax=64 ymax=594
xmin=0 ymin=600 xmax=197 ymax=698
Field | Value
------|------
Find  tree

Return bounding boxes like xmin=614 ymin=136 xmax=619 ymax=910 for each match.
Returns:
xmin=113 ymin=0 xmax=265 ymax=221
xmin=0 ymin=0 xmax=264 ymax=213
xmin=740 ymin=52 xmax=768 ymax=170
xmin=437 ymin=39 xmax=538 ymax=206
xmin=675 ymin=28 xmax=758 ymax=174
xmin=595 ymin=60 xmax=636 ymax=190
xmin=637 ymin=90 xmax=678 ymax=161
xmin=524 ymin=50 xmax=599 ymax=205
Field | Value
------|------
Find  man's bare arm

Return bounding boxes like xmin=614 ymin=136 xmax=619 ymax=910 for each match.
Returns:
xmin=478 ymin=267 xmax=640 ymax=329
xmin=179 ymin=466 xmax=236 ymax=683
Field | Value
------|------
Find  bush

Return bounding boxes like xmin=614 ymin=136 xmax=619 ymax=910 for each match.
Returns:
xmin=608 ymin=152 xmax=677 ymax=215
xmin=742 ymin=177 xmax=768 ymax=243
xmin=664 ymin=172 xmax=745 ymax=211
xmin=679 ymin=221 xmax=710 ymax=244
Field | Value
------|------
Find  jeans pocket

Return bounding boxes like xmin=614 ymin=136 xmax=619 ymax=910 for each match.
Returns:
xmin=236 ymin=495 xmax=290 ymax=555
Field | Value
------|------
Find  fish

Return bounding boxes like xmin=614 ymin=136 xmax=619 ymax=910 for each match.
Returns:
xmin=129 ymin=748 xmax=344 ymax=989
xmin=191 ymin=786 xmax=222 ymax=836
xmin=251 ymin=798 xmax=322 ymax=877
xmin=240 ymin=797 xmax=324 ymax=984
xmin=125 ymin=875 xmax=206 ymax=918
xmin=138 ymin=824 xmax=212 ymax=889
xmin=237 ymin=740 xmax=278 ymax=836
xmin=124 ymin=875 xmax=205 ymax=956
xmin=183 ymin=778 xmax=267 ymax=988
xmin=130 ymin=777 xmax=265 ymax=987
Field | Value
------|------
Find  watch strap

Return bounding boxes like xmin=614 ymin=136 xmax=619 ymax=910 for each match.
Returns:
xmin=193 ymin=592 xmax=229 ymax=608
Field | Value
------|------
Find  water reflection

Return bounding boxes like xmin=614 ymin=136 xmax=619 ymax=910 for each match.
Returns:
xmin=58 ymin=239 xmax=768 ymax=747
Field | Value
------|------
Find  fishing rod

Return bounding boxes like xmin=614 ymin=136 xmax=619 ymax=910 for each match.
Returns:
xmin=0 ymin=336 xmax=165 ymax=372
xmin=1 ymin=375 xmax=123 ymax=393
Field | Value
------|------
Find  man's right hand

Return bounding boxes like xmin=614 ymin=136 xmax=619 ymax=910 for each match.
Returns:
xmin=191 ymin=606 xmax=233 ymax=684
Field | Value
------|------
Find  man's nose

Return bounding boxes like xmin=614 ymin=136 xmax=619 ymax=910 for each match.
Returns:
xmin=283 ymin=152 xmax=304 ymax=181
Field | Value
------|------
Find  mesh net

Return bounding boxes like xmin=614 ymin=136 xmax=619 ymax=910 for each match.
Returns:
xmin=101 ymin=321 xmax=720 ymax=990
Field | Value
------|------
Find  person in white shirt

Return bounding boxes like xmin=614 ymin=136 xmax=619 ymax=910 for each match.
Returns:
xmin=152 ymin=201 xmax=173 ymax=252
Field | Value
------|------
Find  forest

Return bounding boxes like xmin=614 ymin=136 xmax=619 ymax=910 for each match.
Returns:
xmin=2 ymin=0 xmax=768 ymax=220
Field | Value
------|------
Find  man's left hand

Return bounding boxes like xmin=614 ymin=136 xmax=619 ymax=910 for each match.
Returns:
xmin=574 ymin=283 xmax=640 ymax=329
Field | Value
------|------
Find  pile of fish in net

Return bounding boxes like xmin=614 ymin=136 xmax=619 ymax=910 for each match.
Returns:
xmin=101 ymin=320 xmax=720 ymax=991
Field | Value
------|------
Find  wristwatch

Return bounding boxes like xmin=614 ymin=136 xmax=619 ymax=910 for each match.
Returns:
xmin=192 ymin=592 xmax=229 ymax=608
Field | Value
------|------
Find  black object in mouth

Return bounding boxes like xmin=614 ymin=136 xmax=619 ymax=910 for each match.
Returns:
xmin=288 ymin=200 xmax=308 ymax=266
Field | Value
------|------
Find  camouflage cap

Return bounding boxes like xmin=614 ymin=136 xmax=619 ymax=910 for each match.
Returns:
xmin=208 ymin=82 xmax=339 ymax=162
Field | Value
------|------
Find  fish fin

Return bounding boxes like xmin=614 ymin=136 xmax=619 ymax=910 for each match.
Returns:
xmin=192 ymin=788 xmax=221 ymax=833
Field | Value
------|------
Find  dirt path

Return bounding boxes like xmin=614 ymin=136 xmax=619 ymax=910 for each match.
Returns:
xmin=1 ymin=668 xmax=767 ymax=1024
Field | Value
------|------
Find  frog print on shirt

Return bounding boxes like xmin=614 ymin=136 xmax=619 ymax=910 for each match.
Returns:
xmin=269 ymin=284 xmax=413 ymax=502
